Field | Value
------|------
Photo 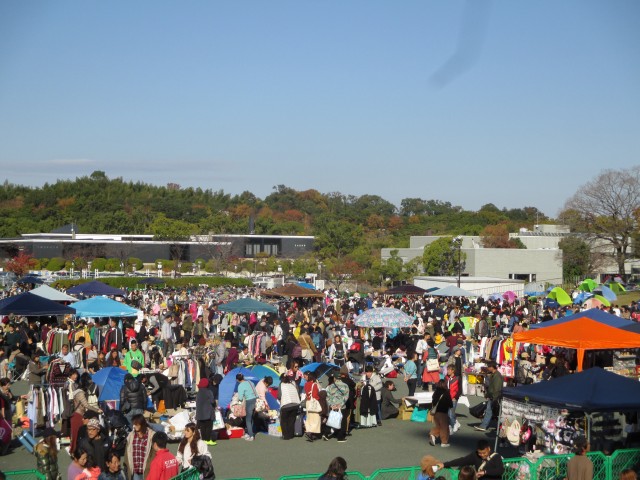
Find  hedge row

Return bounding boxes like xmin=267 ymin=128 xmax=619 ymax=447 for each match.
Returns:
xmin=52 ymin=276 xmax=253 ymax=290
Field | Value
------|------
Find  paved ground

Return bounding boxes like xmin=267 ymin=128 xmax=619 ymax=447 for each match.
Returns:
xmin=0 ymin=378 xmax=511 ymax=479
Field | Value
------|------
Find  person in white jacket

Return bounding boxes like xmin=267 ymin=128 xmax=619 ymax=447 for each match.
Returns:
xmin=176 ymin=422 xmax=211 ymax=470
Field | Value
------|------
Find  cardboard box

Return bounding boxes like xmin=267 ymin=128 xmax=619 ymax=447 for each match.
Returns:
xmin=398 ymin=404 xmax=414 ymax=420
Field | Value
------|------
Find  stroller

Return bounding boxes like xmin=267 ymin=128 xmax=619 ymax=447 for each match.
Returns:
xmin=102 ymin=404 xmax=131 ymax=458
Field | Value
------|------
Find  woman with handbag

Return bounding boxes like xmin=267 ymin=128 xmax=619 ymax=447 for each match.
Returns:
xmin=303 ymin=371 xmax=322 ymax=442
xmin=176 ymin=423 xmax=212 ymax=470
xmin=429 ymin=380 xmax=453 ymax=448
xmin=278 ymin=374 xmax=301 ymax=440
xmin=195 ymin=378 xmax=217 ymax=446
xmin=421 ymin=340 xmax=440 ymax=391
xmin=236 ymin=373 xmax=257 ymax=441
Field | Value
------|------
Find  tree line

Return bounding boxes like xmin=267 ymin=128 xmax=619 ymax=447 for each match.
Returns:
xmin=2 ymin=167 xmax=638 ymax=287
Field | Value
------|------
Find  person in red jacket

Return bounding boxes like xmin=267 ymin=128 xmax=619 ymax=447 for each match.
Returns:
xmin=147 ymin=432 xmax=179 ymax=480
xmin=446 ymin=364 xmax=462 ymax=434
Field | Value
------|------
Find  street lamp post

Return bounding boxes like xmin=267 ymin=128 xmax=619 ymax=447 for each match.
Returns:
xmin=87 ymin=261 xmax=92 ymax=279
xmin=157 ymin=262 xmax=163 ymax=278
xmin=453 ymin=236 xmax=463 ymax=288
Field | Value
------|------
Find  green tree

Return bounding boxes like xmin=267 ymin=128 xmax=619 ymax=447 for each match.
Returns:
xmin=558 ymin=236 xmax=591 ymax=281
xmin=46 ymin=257 xmax=66 ymax=271
xmin=104 ymin=258 xmax=122 ymax=272
xmin=422 ymin=237 xmax=466 ymax=276
xmin=92 ymin=258 xmax=107 ymax=271
xmin=560 ymin=167 xmax=640 ymax=278
xmin=149 ymin=213 xmax=197 ymax=240
xmin=314 ymin=219 xmax=363 ymax=259
xmin=380 ymin=250 xmax=405 ymax=285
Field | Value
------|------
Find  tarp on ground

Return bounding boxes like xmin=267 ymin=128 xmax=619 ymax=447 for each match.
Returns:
xmin=530 ymin=308 xmax=632 ymax=330
xmin=0 ymin=292 xmax=76 ymax=316
xmin=430 ymin=285 xmax=477 ymax=297
xmin=67 ymin=280 xmax=126 ymax=297
xmin=92 ymin=367 xmax=127 ymax=406
xmin=217 ymin=297 xmax=277 ymax=314
xmin=30 ymin=284 xmax=78 ymax=302
xmin=502 ymin=367 xmax=640 ymax=412
xmin=513 ymin=317 xmax=640 ymax=371
xmin=72 ymin=296 xmax=140 ymax=318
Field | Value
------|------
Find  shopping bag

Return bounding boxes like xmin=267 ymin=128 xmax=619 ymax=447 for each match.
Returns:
xmin=426 ymin=358 xmax=439 ymax=372
xmin=327 ymin=409 xmax=343 ymax=429
xmin=469 ymin=401 xmax=487 ymax=419
xmin=411 ymin=407 xmax=428 ymax=423
xmin=212 ymin=409 xmax=225 ymax=430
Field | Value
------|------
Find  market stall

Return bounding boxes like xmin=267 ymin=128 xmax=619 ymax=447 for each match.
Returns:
xmin=499 ymin=367 xmax=640 ymax=455
xmin=512 ymin=314 xmax=640 ymax=372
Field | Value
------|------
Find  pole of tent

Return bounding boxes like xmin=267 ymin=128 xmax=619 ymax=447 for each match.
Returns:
xmin=494 ymin=400 xmax=504 ymax=453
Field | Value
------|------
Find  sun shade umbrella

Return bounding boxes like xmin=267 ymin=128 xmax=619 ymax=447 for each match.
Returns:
xmin=67 ymin=280 xmax=126 ymax=297
xmin=430 ymin=285 xmax=477 ymax=297
xmin=17 ymin=275 xmax=44 ymax=285
xmin=502 ymin=291 xmax=516 ymax=304
xmin=354 ymin=307 xmax=414 ymax=328
xmin=217 ymin=297 xmax=277 ymax=314
xmin=30 ymin=284 xmax=78 ymax=302
xmin=383 ymin=284 xmax=427 ymax=295
xmin=0 ymin=292 xmax=76 ymax=316
xmin=261 ymin=284 xmax=324 ymax=298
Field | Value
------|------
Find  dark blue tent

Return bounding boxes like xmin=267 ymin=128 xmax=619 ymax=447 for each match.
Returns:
xmin=621 ymin=322 xmax=640 ymax=334
xmin=67 ymin=280 xmax=126 ymax=297
xmin=530 ymin=308 xmax=632 ymax=330
xmin=502 ymin=367 xmax=640 ymax=412
xmin=0 ymin=292 xmax=76 ymax=316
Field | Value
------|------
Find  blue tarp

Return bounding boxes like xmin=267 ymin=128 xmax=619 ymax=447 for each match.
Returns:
xmin=530 ymin=308 xmax=632 ymax=330
xmin=0 ymin=292 xmax=76 ymax=316
xmin=297 ymin=282 xmax=316 ymax=290
xmin=73 ymin=296 xmax=140 ymax=318
xmin=503 ymin=367 xmax=640 ymax=412
xmin=92 ymin=367 xmax=127 ymax=406
xmin=67 ymin=280 xmax=126 ymax=297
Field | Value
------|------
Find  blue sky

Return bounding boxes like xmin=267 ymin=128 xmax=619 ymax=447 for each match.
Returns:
xmin=0 ymin=0 xmax=638 ymax=217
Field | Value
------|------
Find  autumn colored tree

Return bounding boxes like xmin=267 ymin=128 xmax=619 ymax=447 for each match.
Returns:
xmin=4 ymin=252 xmax=37 ymax=276
xmin=325 ymin=257 xmax=363 ymax=293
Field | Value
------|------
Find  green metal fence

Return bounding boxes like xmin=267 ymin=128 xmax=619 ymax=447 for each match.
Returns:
xmin=280 ymin=472 xmax=368 ymax=480
xmin=609 ymin=449 xmax=640 ymax=479
xmin=587 ymin=451 xmax=609 ymax=480
xmin=4 ymin=470 xmax=46 ymax=480
xmin=502 ymin=457 xmax=534 ymax=480
xmin=171 ymin=467 xmax=201 ymax=480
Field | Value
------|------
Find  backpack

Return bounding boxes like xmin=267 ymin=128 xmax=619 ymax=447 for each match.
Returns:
xmin=349 ymin=342 xmax=361 ymax=353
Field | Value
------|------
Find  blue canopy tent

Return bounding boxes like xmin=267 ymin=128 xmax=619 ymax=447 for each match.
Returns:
xmin=72 ymin=296 xmax=140 ymax=318
xmin=92 ymin=367 xmax=128 ymax=407
xmin=297 ymin=282 xmax=316 ymax=290
xmin=218 ymin=367 xmax=259 ymax=409
xmin=502 ymin=367 xmax=640 ymax=412
xmin=0 ymin=292 xmax=76 ymax=316
xmin=250 ymin=364 xmax=281 ymax=387
xmin=217 ymin=298 xmax=277 ymax=314
xmin=530 ymin=308 xmax=632 ymax=330
xmin=67 ymin=281 xmax=126 ymax=297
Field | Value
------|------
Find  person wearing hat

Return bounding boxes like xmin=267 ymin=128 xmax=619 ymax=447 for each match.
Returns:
xmin=78 ymin=418 xmax=109 ymax=470
xmin=195 ymin=378 xmax=217 ymax=446
xmin=380 ymin=380 xmax=401 ymax=420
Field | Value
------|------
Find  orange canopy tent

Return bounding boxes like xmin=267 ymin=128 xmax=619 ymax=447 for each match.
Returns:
xmin=513 ymin=317 xmax=640 ymax=372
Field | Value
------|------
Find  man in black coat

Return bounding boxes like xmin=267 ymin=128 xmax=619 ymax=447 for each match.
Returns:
xmin=438 ymin=439 xmax=504 ymax=480
xmin=78 ymin=418 xmax=109 ymax=469
xmin=119 ymin=374 xmax=148 ymax=425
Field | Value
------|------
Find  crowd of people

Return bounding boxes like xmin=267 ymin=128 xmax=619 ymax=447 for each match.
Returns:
xmin=0 ymin=282 xmax=638 ymax=479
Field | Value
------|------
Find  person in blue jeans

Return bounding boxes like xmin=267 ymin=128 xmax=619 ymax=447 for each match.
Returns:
xmin=475 ymin=362 xmax=503 ymax=432
xmin=236 ymin=373 xmax=257 ymax=441
xmin=403 ymin=352 xmax=418 ymax=397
